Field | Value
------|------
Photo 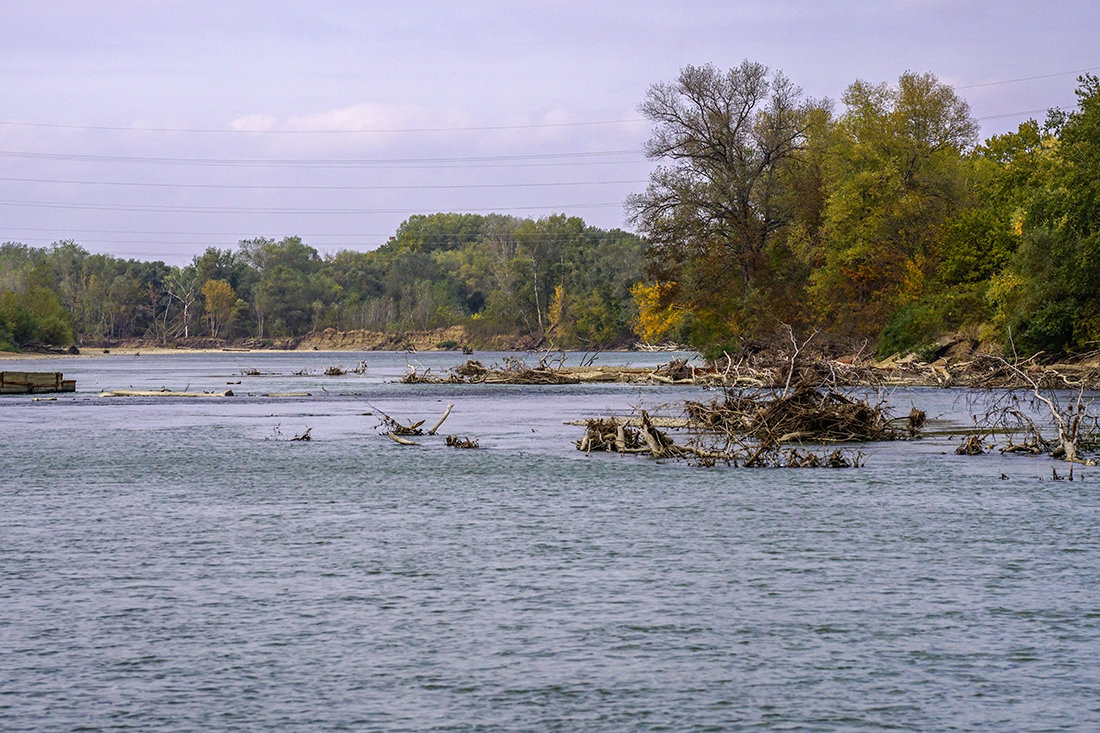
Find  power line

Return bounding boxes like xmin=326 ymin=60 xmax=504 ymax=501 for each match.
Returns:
xmin=956 ymin=66 xmax=1100 ymax=90
xmin=0 ymin=175 xmax=647 ymax=191
xmin=0 ymin=148 xmax=644 ymax=169
xmin=0 ymin=118 xmax=647 ymax=135
xmin=4 ymin=237 xmax=626 ymax=248
xmin=1 ymin=226 xmax=393 ymax=237
xmin=0 ymin=64 xmax=1094 ymax=137
xmin=1 ymin=226 xmax=632 ymax=240
xmin=0 ymin=199 xmax=624 ymax=214
xmin=975 ymin=106 xmax=1062 ymax=121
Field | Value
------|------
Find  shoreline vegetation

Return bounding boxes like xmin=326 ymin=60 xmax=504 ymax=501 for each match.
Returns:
xmin=4 ymin=70 xmax=1100 ymax=370
xmin=9 ymin=325 xmax=1099 ymax=392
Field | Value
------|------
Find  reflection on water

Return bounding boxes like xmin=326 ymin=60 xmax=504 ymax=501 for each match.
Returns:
xmin=2 ymin=352 xmax=1098 ymax=731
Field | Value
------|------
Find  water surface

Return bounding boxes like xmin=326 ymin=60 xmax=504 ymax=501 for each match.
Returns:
xmin=2 ymin=352 xmax=1098 ymax=730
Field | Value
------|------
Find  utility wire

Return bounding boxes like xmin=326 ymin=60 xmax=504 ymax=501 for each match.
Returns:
xmin=975 ymin=106 xmax=1068 ymax=121
xmin=0 ymin=118 xmax=646 ymax=134
xmin=0 ymin=199 xmax=623 ymax=214
xmin=1 ymin=226 xmax=623 ymax=242
xmin=956 ymin=66 xmax=1100 ymax=90
xmin=0 ymin=148 xmax=641 ymax=167
xmin=0 ymin=175 xmax=647 ymax=191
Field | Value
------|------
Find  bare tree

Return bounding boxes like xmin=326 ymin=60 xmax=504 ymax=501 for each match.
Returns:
xmin=963 ymin=353 xmax=1099 ymax=476
xmin=627 ymin=61 xmax=820 ymax=286
xmin=164 ymin=266 xmax=199 ymax=339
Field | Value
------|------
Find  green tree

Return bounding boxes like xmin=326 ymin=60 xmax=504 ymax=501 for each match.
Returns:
xmin=0 ymin=287 xmax=74 ymax=350
xmin=994 ymin=75 xmax=1100 ymax=352
xmin=627 ymin=60 xmax=820 ymax=351
xmin=808 ymin=72 xmax=978 ymax=337
xmin=240 ymin=237 xmax=324 ymax=337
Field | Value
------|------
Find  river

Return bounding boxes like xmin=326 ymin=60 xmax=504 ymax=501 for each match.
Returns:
xmin=2 ymin=351 xmax=1098 ymax=730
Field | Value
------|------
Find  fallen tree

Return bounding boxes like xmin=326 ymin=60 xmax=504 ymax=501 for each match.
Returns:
xmin=574 ymin=385 xmax=911 ymax=467
xmin=368 ymin=401 xmax=468 ymax=448
xmin=396 ymin=349 xmax=1100 ymax=390
xmin=956 ymin=354 xmax=1100 ymax=475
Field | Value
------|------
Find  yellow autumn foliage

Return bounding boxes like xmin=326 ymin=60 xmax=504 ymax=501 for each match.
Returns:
xmin=630 ymin=281 xmax=684 ymax=343
xmin=548 ymin=284 xmax=566 ymax=331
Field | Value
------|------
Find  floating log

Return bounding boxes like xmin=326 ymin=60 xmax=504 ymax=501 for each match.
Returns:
xmin=1 ymin=371 xmax=76 ymax=394
xmin=428 ymin=403 xmax=454 ymax=435
xmin=98 ymin=389 xmax=234 ymax=397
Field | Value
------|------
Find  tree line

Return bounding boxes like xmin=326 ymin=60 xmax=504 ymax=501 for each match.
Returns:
xmin=0 ymin=214 xmax=645 ymax=351
xmin=630 ymin=62 xmax=1100 ymax=359
xmin=5 ymin=63 xmax=1098 ymax=357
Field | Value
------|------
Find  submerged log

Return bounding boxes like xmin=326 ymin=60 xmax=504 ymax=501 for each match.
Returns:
xmin=98 ymin=389 xmax=234 ymax=397
xmin=387 ymin=432 xmax=419 ymax=446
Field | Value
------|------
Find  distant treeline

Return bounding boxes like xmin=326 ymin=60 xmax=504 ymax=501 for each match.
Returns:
xmin=629 ymin=64 xmax=1100 ymax=359
xmin=5 ymin=66 xmax=1100 ymax=358
xmin=0 ymin=213 xmax=646 ymax=351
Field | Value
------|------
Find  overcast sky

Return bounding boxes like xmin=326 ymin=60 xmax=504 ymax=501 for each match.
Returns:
xmin=2 ymin=0 xmax=1097 ymax=264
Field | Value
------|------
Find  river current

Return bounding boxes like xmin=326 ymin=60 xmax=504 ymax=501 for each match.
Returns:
xmin=2 ymin=351 xmax=1098 ymax=731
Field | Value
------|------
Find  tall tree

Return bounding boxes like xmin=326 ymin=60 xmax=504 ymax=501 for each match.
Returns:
xmin=202 ymin=279 xmax=236 ymax=338
xmin=163 ymin=266 xmax=200 ymax=339
xmin=627 ymin=61 xmax=819 ymax=350
xmin=808 ymin=72 xmax=978 ymax=335
xmin=992 ymin=75 xmax=1100 ymax=352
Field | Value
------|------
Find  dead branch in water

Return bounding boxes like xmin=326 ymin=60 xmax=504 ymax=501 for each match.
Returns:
xmin=428 ymin=403 xmax=455 ymax=435
xmin=364 ymin=400 xmax=425 ymax=436
xmin=684 ymin=385 xmax=916 ymax=444
xmin=368 ymin=402 xmax=478 ymax=450
xmin=959 ymin=353 xmax=1099 ymax=474
xmin=575 ymin=386 xmax=896 ymax=467
xmin=445 ymin=435 xmax=479 ymax=449
xmin=387 ymin=432 xmax=419 ymax=446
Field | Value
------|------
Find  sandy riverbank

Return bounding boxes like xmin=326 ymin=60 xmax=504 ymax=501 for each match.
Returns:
xmin=0 ymin=346 xmax=305 ymax=360
xmin=0 ymin=324 xmax=546 ymax=360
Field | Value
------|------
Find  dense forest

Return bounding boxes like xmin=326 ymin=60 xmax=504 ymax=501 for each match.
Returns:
xmin=3 ymin=65 xmax=1099 ymax=357
xmin=630 ymin=64 xmax=1100 ymax=359
xmin=0 ymin=214 xmax=645 ymax=351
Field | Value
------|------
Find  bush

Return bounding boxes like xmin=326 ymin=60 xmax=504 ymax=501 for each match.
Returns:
xmin=1011 ymin=299 xmax=1077 ymax=354
xmin=877 ymin=286 xmax=988 ymax=358
xmin=0 ymin=287 xmax=74 ymax=350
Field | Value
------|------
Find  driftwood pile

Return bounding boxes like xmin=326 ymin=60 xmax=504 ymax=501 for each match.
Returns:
xmin=399 ymin=352 xmax=1100 ymax=390
xmin=402 ymin=359 xmax=580 ymax=385
xmin=948 ymin=353 xmax=1100 ymax=389
xmin=684 ymin=385 xmax=922 ymax=444
xmin=574 ymin=386 xmax=910 ymax=467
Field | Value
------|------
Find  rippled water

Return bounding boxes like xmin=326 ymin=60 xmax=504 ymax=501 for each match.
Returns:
xmin=2 ymin=352 xmax=1099 ymax=730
